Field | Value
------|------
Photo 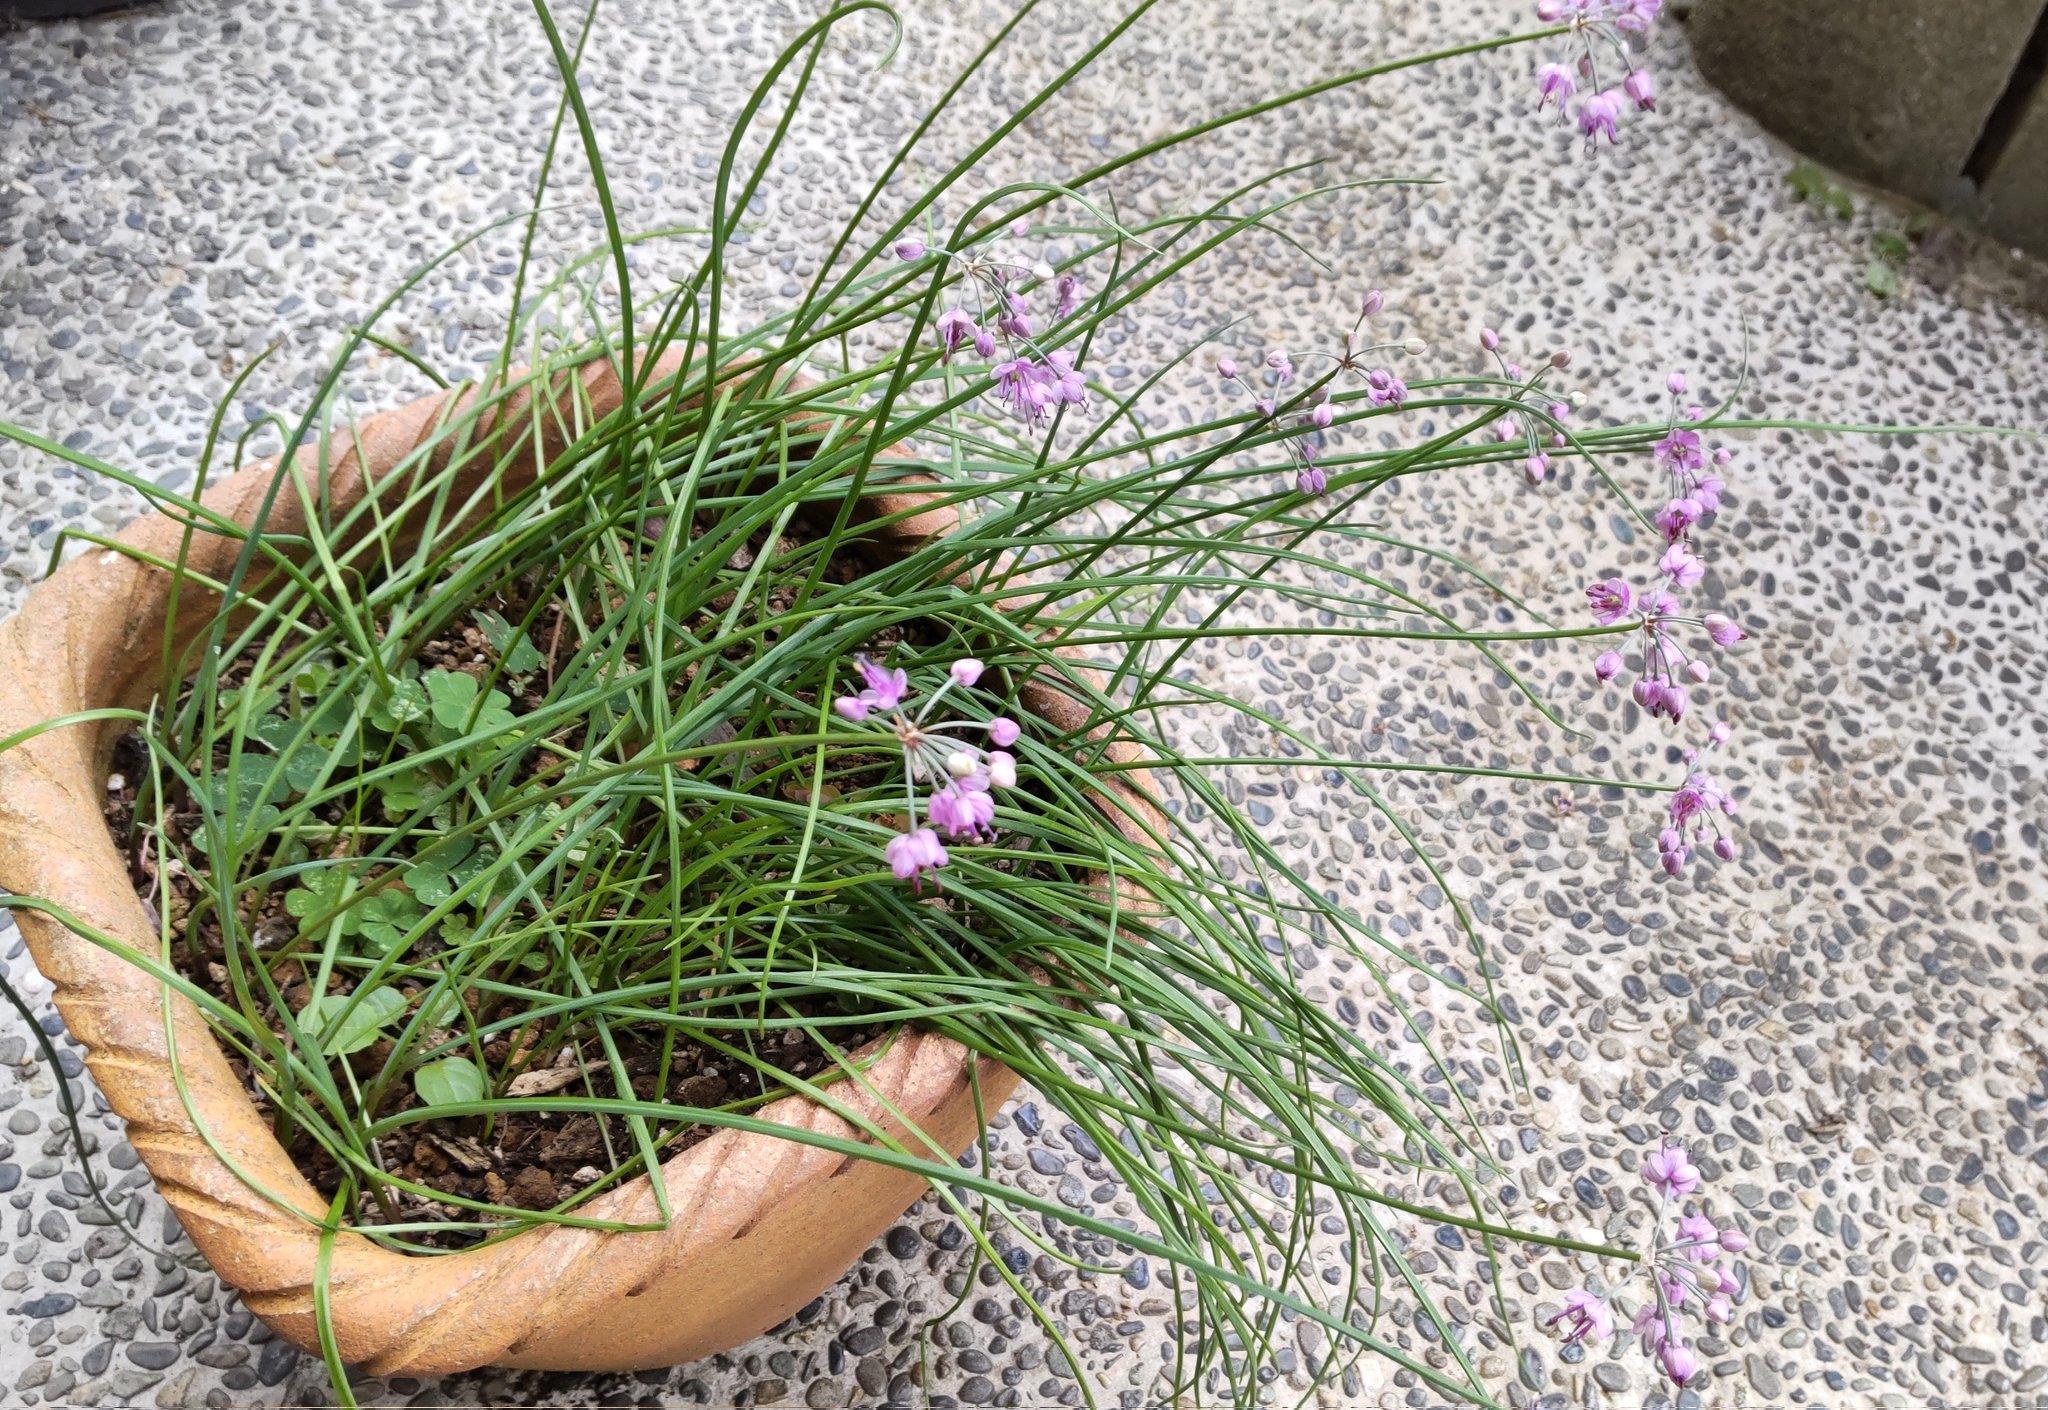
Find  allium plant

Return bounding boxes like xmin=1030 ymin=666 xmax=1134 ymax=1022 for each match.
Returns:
xmin=1545 ymin=1141 xmax=1751 ymax=1388
xmin=0 ymin=3 xmax=1973 ymax=1408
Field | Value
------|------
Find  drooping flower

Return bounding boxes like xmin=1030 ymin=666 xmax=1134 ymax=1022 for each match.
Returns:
xmin=1266 ymin=347 xmax=1295 ymax=382
xmin=1054 ymin=273 xmax=1083 ymax=318
xmin=1657 ymin=1339 xmax=1699 ymax=1388
xmin=1658 ymin=541 xmax=1706 ymax=589
xmin=886 ymin=828 xmax=949 ymax=891
xmin=1654 ymin=496 xmax=1702 ymax=541
xmin=928 ymin=782 xmax=997 ymax=841
xmin=1594 ymin=651 xmax=1625 ymax=681
xmin=1578 ymin=90 xmax=1624 ymax=148
xmin=987 ymin=716 xmax=1021 ymax=747
xmin=1586 ymin=577 xmax=1636 ymax=625
xmin=1641 ymin=1142 xmax=1703 ymax=1200
xmin=1537 ymin=63 xmax=1578 ymax=113
xmin=1297 ymin=464 xmax=1328 ymax=497
xmin=1625 ymin=69 xmax=1656 ymax=111
xmin=936 ymin=308 xmax=979 ymax=363
xmin=986 ymin=750 xmax=1017 ymax=789
xmin=1546 ymin=1290 xmax=1615 ymax=1345
xmin=1676 ymin=1213 xmax=1720 ymax=1261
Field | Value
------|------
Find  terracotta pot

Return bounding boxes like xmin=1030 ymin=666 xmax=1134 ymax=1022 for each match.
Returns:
xmin=0 ymin=354 xmax=1161 ymax=1375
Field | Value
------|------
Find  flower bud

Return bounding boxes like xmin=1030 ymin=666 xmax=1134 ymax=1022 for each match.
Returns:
xmin=1687 ymin=660 xmax=1711 ymax=683
xmin=947 ymin=750 xmax=979 ymax=780
xmin=950 ymin=658 xmax=985 ymax=688
xmin=1717 ymin=1228 xmax=1749 ymax=1253
xmin=1310 ymin=403 xmax=1335 ymax=429
xmin=1217 ymin=358 xmax=1239 ymax=379
xmin=1594 ymin=651 xmax=1624 ymax=682
xmin=986 ymin=750 xmax=1017 ymax=789
xmin=1714 ymin=836 xmax=1738 ymax=862
xmin=894 ymin=238 xmax=926 ymax=261
xmin=1481 ymin=327 xmax=1500 ymax=351
xmin=1551 ymin=349 xmax=1572 ymax=369
xmin=1402 ymin=337 xmax=1428 ymax=357
xmin=1667 ymin=371 xmax=1688 ymax=396
xmin=1360 ymin=289 xmax=1385 ymax=317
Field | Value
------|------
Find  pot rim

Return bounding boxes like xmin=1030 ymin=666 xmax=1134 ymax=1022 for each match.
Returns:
xmin=0 ymin=351 xmax=1165 ymax=1375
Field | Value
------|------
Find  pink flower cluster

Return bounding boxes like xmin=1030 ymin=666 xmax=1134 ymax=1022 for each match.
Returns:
xmin=1532 ymin=0 xmax=1665 ymax=152
xmin=1546 ymin=1140 xmax=1749 ymax=1390
xmin=834 ymin=654 xmax=1021 ymax=891
xmin=1659 ymin=721 xmax=1739 ymax=872
xmin=906 ymin=224 xmax=1088 ymax=428
xmin=1580 ymin=372 xmax=1751 ymax=874
xmin=1216 ymin=289 xmax=1423 ymax=498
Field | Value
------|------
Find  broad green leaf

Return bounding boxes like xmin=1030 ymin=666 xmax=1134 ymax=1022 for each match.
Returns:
xmin=424 ymin=669 xmax=516 ymax=742
xmin=413 ymin=1055 xmax=486 ymax=1108
xmin=300 ymin=985 xmax=405 ymax=1055
xmin=473 ymin=609 xmax=546 ymax=674
xmin=367 ymin=678 xmax=431 ymax=733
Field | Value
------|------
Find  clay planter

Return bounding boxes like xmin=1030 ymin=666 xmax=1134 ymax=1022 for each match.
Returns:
xmin=0 ymin=355 xmax=1161 ymax=1375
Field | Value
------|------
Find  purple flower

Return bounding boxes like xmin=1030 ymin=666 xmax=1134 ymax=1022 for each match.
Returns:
xmin=928 ymin=783 xmax=996 ymax=841
xmin=1217 ymin=357 xmax=1239 ymax=380
xmin=886 ymin=827 xmax=949 ymax=891
xmin=1654 ymin=427 xmax=1706 ymax=472
xmin=1705 ymin=1295 xmax=1733 ymax=1325
xmin=1578 ymin=90 xmax=1623 ymax=148
xmin=986 ymin=750 xmax=1017 ymax=789
xmin=1297 ymin=465 xmax=1328 ymax=497
xmin=894 ymin=238 xmax=927 ymax=261
xmin=1309 ymin=402 xmax=1335 ymax=430
xmin=1618 ymin=0 xmax=1665 ymax=32
xmin=1702 ymin=612 xmax=1746 ymax=646
xmin=1655 ymin=496 xmax=1702 ymax=541
xmin=1677 ymin=1213 xmax=1720 ymax=1261
xmin=937 ymin=309 xmax=979 ymax=363
xmin=1658 ymin=1340 xmax=1699 ymax=1388
xmin=1365 ymin=368 xmax=1408 ymax=408
xmin=1537 ymin=63 xmax=1577 ymax=114
xmin=1481 ymin=327 xmax=1501 ymax=352
xmin=836 ymin=654 xmax=909 ymax=720
xmin=1694 ymin=474 xmax=1725 ymax=513
xmin=1525 ymin=452 xmax=1551 ymax=485
xmin=992 ymin=357 xmax=1057 ymax=424
xmin=1658 ymin=542 xmax=1705 ymax=589
xmin=1632 ymin=1303 xmax=1669 ymax=1350
xmin=1625 ymin=69 xmax=1657 ymax=112
xmin=1266 ymin=347 xmax=1294 ymax=382
xmin=1594 ymin=650 xmax=1625 ymax=682
xmin=1360 ymin=288 xmax=1385 ymax=317
xmin=950 ymin=658 xmax=985 ymax=687
xmin=1713 ymin=835 xmax=1738 ymax=861
xmin=1255 ymin=397 xmax=1276 ymax=419
xmin=1642 ymin=1143 xmax=1703 ymax=1200
xmin=1586 ymin=577 xmax=1636 ymax=625
xmin=1546 ymin=1290 xmax=1614 ymax=1345
xmin=987 ymin=716 xmax=1021 ymax=747
xmin=1054 ymin=273 xmax=1083 ymax=318
xmin=1044 ymin=349 xmax=1087 ymax=407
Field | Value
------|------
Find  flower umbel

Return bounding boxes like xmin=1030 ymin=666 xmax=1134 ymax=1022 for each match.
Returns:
xmin=1544 ymin=1139 xmax=1745 ymax=1390
xmin=833 ymin=651 xmax=1024 ymax=887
